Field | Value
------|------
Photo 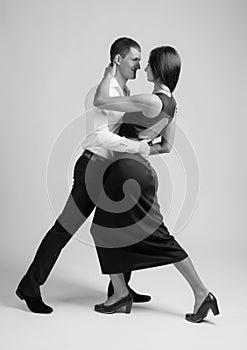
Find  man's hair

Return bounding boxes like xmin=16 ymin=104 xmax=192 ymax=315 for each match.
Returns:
xmin=110 ymin=37 xmax=141 ymax=64
xmin=149 ymin=46 xmax=181 ymax=93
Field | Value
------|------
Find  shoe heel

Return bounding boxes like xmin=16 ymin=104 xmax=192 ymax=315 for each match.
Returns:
xmin=211 ymin=301 xmax=220 ymax=315
xmin=16 ymin=290 xmax=24 ymax=300
xmin=124 ymin=300 xmax=132 ymax=314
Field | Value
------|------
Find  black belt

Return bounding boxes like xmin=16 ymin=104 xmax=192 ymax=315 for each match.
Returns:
xmin=82 ymin=149 xmax=106 ymax=162
xmin=82 ymin=149 xmax=95 ymax=159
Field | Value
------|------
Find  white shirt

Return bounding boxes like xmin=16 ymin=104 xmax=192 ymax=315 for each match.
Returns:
xmin=82 ymin=77 xmax=142 ymax=159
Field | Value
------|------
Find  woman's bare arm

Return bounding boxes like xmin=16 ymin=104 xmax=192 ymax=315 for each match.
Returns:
xmin=93 ymin=64 xmax=162 ymax=118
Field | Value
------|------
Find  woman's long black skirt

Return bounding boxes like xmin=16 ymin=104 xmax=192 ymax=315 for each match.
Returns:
xmin=90 ymin=154 xmax=188 ymax=274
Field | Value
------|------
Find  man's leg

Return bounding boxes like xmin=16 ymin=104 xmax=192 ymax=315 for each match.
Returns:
xmin=107 ymin=271 xmax=151 ymax=303
xmin=17 ymin=181 xmax=95 ymax=297
xmin=16 ymin=152 xmax=102 ymax=311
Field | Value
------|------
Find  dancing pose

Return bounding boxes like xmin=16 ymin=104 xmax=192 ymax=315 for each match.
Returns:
xmin=92 ymin=46 xmax=220 ymax=323
xmin=16 ymin=37 xmax=152 ymax=314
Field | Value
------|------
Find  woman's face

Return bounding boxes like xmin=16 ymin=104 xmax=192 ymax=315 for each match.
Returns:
xmin=144 ymin=62 xmax=154 ymax=82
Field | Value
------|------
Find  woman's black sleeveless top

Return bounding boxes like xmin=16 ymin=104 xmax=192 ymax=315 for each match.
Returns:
xmin=118 ymin=93 xmax=176 ymax=140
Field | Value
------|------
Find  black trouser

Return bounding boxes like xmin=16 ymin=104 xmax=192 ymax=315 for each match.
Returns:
xmin=17 ymin=150 xmax=131 ymax=297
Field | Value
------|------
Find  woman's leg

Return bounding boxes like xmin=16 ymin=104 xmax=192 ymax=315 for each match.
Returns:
xmin=103 ymin=273 xmax=129 ymax=306
xmin=174 ymin=257 xmax=209 ymax=313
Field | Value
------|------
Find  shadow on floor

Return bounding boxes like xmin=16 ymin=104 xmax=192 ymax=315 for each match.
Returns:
xmin=0 ymin=263 xmax=213 ymax=322
xmin=0 ymin=263 xmax=105 ymax=312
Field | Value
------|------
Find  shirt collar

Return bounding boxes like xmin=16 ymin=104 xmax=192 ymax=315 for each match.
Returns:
xmin=111 ymin=77 xmax=131 ymax=96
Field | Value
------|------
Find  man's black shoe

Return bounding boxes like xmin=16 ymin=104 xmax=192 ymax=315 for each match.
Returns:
xmin=107 ymin=282 xmax=151 ymax=303
xmin=16 ymin=289 xmax=53 ymax=314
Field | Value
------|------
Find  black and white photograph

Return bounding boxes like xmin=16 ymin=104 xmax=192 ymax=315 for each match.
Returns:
xmin=1 ymin=0 xmax=246 ymax=349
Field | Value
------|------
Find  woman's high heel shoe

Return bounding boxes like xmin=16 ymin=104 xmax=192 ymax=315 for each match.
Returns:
xmin=185 ymin=292 xmax=220 ymax=323
xmin=94 ymin=293 xmax=133 ymax=314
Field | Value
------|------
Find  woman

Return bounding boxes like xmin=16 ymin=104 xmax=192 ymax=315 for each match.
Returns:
xmin=91 ymin=46 xmax=219 ymax=323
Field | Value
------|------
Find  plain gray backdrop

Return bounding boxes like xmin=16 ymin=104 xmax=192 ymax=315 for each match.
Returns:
xmin=1 ymin=0 xmax=246 ymax=349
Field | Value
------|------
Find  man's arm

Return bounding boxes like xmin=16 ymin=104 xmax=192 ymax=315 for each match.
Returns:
xmin=84 ymin=86 xmax=150 ymax=159
xmin=93 ymin=129 xmax=150 ymax=158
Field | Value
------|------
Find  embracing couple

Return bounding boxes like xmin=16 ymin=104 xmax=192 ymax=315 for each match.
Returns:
xmin=16 ymin=37 xmax=219 ymax=323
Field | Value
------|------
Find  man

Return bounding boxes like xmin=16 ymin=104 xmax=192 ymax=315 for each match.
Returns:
xmin=16 ymin=37 xmax=151 ymax=314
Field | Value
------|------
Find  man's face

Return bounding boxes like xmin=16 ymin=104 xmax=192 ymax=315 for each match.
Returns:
xmin=118 ymin=47 xmax=141 ymax=80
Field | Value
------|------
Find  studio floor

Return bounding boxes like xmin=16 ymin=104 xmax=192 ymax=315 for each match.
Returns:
xmin=0 ymin=248 xmax=246 ymax=350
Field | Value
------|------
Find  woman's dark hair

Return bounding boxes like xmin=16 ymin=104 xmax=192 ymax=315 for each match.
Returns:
xmin=110 ymin=37 xmax=141 ymax=65
xmin=149 ymin=46 xmax=181 ymax=93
